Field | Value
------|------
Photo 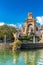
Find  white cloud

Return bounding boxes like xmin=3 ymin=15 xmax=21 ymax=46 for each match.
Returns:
xmin=36 ymin=16 xmax=43 ymax=25
xmin=17 ymin=23 xmax=22 ymax=29
xmin=0 ymin=22 xmax=22 ymax=29
xmin=7 ymin=24 xmax=17 ymax=28
xmin=0 ymin=22 xmax=17 ymax=28
xmin=8 ymin=23 xmax=22 ymax=29
xmin=0 ymin=22 xmax=5 ymax=26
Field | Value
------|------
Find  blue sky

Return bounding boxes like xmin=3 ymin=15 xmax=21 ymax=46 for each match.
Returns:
xmin=0 ymin=0 xmax=43 ymax=27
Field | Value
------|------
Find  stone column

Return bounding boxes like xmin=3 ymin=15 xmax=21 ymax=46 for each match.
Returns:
xmin=4 ymin=35 xmax=6 ymax=44
xmin=33 ymin=35 xmax=35 ymax=43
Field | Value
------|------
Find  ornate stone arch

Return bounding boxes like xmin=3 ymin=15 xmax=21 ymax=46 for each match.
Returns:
xmin=27 ymin=24 xmax=33 ymax=33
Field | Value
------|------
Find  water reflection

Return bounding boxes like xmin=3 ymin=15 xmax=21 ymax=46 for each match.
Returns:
xmin=0 ymin=51 xmax=12 ymax=62
xmin=12 ymin=50 xmax=20 ymax=64
xmin=37 ymin=49 xmax=43 ymax=65
xmin=0 ymin=51 xmax=14 ymax=65
xmin=0 ymin=49 xmax=43 ymax=65
xmin=21 ymin=49 xmax=43 ymax=65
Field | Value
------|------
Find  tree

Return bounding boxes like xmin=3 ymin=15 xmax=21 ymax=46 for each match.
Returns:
xmin=0 ymin=25 xmax=17 ymax=43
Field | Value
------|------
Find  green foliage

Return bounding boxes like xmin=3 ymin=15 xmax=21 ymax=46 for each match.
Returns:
xmin=0 ymin=25 xmax=17 ymax=42
xmin=18 ymin=35 xmax=33 ymax=40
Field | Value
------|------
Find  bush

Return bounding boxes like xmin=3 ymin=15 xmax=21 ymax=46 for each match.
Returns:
xmin=18 ymin=35 xmax=34 ymax=40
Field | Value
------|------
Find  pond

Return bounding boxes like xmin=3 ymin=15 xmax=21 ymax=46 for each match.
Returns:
xmin=0 ymin=49 xmax=43 ymax=65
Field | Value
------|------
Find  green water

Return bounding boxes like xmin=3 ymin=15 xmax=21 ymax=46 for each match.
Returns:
xmin=0 ymin=49 xmax=43 ymax=65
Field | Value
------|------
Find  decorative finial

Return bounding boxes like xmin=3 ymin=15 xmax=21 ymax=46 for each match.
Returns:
xmin=28 ymin=12 xmax=32 ymax=19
